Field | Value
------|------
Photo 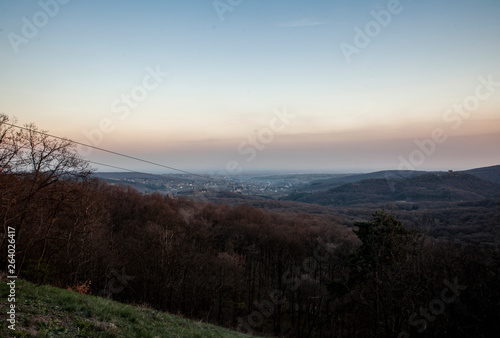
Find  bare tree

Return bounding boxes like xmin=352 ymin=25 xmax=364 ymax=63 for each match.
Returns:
xmin=0 ymin=115 xmax=92 ymax=272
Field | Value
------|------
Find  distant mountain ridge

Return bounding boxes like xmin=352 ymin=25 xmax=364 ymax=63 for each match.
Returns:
xmin=295 ymin=170 xmax=430 ymax=193
xmin=464 ymin=164 xmax=500 ymax=185
xmin=287 ymin=170 xmax=500 ymax=207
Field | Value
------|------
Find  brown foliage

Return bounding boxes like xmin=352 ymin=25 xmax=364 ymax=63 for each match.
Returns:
xmin=2 ymin=115 xmax=499 ymax=337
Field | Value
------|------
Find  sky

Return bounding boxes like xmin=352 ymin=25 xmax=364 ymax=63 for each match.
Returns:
xmin=0 ymin=0 xmax=499 ymax=173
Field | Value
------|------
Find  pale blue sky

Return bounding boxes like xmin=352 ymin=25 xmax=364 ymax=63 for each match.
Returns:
xmin=1 ymin=0 xmax=499 ymax=172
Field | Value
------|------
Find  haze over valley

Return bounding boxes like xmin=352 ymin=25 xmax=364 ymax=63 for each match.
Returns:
xmin=1 ymin=0 xmax=500 ymax=337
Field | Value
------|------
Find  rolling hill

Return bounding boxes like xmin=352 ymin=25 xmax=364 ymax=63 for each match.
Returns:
xmin=0 ymin=278 xmax=255 ymax=338
xmin=464 ymin=164 xmax=500 ymax=185
xmin=288 ymin=172 xmax=500 ymax=207
xmin=293 ymin=170 xmax=429 ymax=193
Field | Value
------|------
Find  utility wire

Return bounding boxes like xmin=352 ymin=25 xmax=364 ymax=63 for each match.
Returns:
xmin=87 ymin=160 xmax=156 ymax=175
xmin=3 ymin=122 xmax=221 ymax=181
xmin=86 ymin=160 xmax=211 ymax=182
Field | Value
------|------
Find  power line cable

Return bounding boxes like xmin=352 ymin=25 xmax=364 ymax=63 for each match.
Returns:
xmin=86 ymin=160 xmax=210 ymax=182
xmin=1 ymin=121 xmax=240 ymax=203
xmin=3 ymin=122 xmax=222 ymax=181
xmin=87 ymin=160 xmax=155 ymax=175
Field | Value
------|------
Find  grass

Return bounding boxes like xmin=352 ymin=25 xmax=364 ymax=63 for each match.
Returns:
xmin=0 ymin=278 xmax=257 ymax=337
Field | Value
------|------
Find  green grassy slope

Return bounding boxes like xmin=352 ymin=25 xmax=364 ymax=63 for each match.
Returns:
xmin=0 ymin=278 xmax=256 ymax=338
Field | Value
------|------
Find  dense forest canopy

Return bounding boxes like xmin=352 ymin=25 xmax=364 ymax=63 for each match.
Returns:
xmin=1 ymin=116 xmax=499 ymax=337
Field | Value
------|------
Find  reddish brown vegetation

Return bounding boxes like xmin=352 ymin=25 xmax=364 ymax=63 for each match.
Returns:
xmin=2 ymin=116 xmax=499 ymax=337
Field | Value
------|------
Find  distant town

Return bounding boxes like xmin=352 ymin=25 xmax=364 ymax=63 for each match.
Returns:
xmin=93 ymin=172 xmax=348 ymax=199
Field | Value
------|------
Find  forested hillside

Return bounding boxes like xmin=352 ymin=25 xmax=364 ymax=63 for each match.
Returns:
xmin=465 ymin=164 xmax=500 ymax=185
xmin=289 ymin=172 xmax=500 ymax=206
xmin=2 ymin=117 xmax=500 ymax=337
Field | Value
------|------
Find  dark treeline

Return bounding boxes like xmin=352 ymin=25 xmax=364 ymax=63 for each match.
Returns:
xmin=1 ymin=116 xmax=499 ymax=337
